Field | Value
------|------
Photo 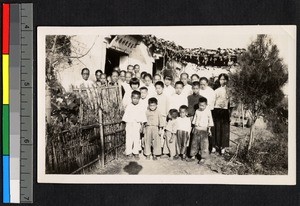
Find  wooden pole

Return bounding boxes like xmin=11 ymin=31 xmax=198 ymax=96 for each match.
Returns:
xmin=99 ymin=108 xmax=105 ymax=167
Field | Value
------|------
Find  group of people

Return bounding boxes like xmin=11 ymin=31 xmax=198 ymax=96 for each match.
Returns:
xmin=77 ymin=64 xmax=233 ymax=164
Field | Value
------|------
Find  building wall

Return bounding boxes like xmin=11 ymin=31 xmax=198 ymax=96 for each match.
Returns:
xmin=56 ymin=35 xmax=107 ymax=91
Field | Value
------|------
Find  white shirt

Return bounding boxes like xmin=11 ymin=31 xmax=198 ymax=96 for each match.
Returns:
xmin=182 ymin=84 xmax=193 ymax=97
xmin=214 ymin=86 xmax=230 ymax=109
xmin=145 ymin=84 xmax=156 ymax=98
xmin=139 ymin=97 xmax=149 ymax=113
xmin=192 ymin=108 xmax=214 ymax=130
xmin=154 ymin=93 xmax=168 ymax=117
xmin=167 ymin=93 xmax=188 ymax=111
xmin=199 ymin=86 xmax=216 ymax=110
xmin=177 ymin=116 xmax=192 ymax=132
xmin=164 ymin=85 xmax=175 ymax=97
xmin=76 ymin=79 xmax=95 ymax=88
xmin=122 ymin=102 xmax=147 ymax=123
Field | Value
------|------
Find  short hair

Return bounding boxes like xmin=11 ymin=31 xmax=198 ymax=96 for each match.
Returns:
xmin=155 ymin=81 xmax=164 ymax=88
xmin=175 ymin=81 xmax=184 ymax=87
xmin=219 ymin=73 xmax=229 ymax=81
xmin=141 ymin=71 xmax=148 ymax=79
xmin=192 ymin=81 xmax=200 ymax=87
xmin=164 ymin=75 xmax=173 ymax=81
xmin=129 ymin=77 xmax=140 ymax=87
xmin=139 ymin=86 xmax=148 ymax=91
xmin=125 ymin=71 xmax=133 ymax=76
xmin=199 ymin=96 xmax=208 ymax=104
xmin=148 ymin=97 xmax=158 ymax=105
xmin=81 ymin=68 xmax=90 ymax=75
xmin=127 ymin=65 xmax=134 ymax=69
xmin=120 ymin=70 xmax=126 ymax=75
xmin=179 ymin=105 xmax=188 ymax=111
xmin=111 ymin=70 xmax=119 ymax=76
xmin=191 ymin=74 xmax=200 ymax=80
xmin=95 ymin=69 xmax=103 ymax=75
xmin=200 ymin=77 xmax=209 ymax=83
xmin=169 ymin=109 xmax=178 ymax=116
xmin=134 ymin=64 xmax=140 ymax=68
xmin=180 ymin=72 xmax=189 ymax=78
xmin=131 ymin=90 xmax=141 ymax=98
xmin=144 ymin=73 xmax=153 ymax=80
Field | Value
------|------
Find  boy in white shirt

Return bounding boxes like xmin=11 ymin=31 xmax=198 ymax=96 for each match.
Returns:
xmin=122 ymin=90 xmax=147 ymax=160
xmin=163 ymin=75 xmax=175 ymax=97
xmin=167 ymin=81 xmax=188 ymax=112
xmin=187 ymin=96 xmax=214 ymax=164
xmin=180 ymin=73 xmax=192 ymax=97
xmin=143 ymin=73 xmax=156 ymax=98
xmin=176 ymin=105 xmax=192 ymax=160
xmin=122 ymin=77 xmax=140 ymax=108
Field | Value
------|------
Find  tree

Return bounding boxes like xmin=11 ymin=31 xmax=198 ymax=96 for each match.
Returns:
xmin=230 ymin=34 xmax=288 ymax=150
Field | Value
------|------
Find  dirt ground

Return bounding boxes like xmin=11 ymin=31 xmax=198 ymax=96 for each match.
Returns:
xmin=85 ymin=125 xmax=250 ymax=175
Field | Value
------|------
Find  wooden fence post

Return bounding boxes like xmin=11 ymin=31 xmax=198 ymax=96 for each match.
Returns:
xmin=99 ymin=108 xmax=105 ymax=167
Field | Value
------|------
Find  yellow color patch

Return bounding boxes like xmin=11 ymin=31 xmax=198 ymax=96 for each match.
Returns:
xmin=3 ymin=54 xmax=9 ymax=104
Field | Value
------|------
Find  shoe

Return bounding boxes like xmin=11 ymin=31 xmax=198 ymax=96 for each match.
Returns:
xmin=153 ymin=156 xmax=158 ymax=161
xmin=211 ymin=147 xmax=216 ymax=153
xmin=182 ymin=155 xmax=186 ymax=160
xmin=161 ymin=154 xmax=169 ymax=159
xmin=221 ymin=148 xmax=225 ymax=154
xmin=186 ymin=157 xmax=196 ymax=162
xmin=146 ymin=155 xmax=150 ymax=160
xmin=134 ymin=154 xmax=140 ymax=160
xmin=174 ymin=155 xmax=179 ymax=160
xmin=198 ymin=159 xmax=205 ymax=164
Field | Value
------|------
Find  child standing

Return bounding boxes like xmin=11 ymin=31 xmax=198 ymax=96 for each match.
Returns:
xmin=188 ymin=97 xmax=214 ymax=164
xmin=122 ymin=77 xmax=140 ymax=108
xmin=122 ymin=90 xmax=147 ymax=160
xmin=144 ymin=98 xmax=165 ymax=160
xmin=167 ymin=81 xmax=188 ymax=112
xmin=176 ymin=105 xmax=192 ymax=160
xmin=187 ymin=81 xmax=202 ymax=118
xmin=143 ymin=73 xmax=156 ymax=98
xmin=163 ymin=109 xmax=179 ymax=160
xmin=163 ymin=75 xmax=175 ymax=97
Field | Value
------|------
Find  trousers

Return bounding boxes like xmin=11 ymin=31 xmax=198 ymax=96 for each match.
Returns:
xmin=189 ymin=129 xmax=209 ymax=159
xmin=163 ymin=131 xmax=177 ymax=157
xmin=125 ymin=122 xmax=141 ymax=155
xmin=144 ymin=126 xmax=161 ymax=156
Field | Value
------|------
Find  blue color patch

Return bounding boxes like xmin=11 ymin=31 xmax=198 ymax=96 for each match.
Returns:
xmin=3 ymin=155 xmax=10 ymax=203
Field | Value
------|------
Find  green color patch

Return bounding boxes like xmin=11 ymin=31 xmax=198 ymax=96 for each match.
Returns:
xmin=2 ymin=104 xmax=9 ymax=155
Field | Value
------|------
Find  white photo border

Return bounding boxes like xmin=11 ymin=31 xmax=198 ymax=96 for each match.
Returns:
xmin=37 ymin=26 xmax=296 ymax=184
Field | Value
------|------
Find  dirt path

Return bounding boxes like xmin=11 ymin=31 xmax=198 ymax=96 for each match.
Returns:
xmin=86 ymin=126 xmax=248 ymax=175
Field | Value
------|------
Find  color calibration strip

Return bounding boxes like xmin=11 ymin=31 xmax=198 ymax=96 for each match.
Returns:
xmin=2 ymin=3 xmax=33 ymax=203
xmin=2 ymin=3 xmax=10 ymax=203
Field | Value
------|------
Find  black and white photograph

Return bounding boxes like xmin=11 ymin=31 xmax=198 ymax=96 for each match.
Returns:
xmin=37 ymin=26 xmax=296 ymax=184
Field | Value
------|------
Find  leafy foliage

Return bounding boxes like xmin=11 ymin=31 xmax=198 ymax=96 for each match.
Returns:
xmin=230 ymin=35 xmax=288 ymax=122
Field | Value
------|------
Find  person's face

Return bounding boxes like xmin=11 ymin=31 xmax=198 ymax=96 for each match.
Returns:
xmin=192 ymin=85 xmax=200 ymax=94
xmin=144 ymin=77 xmax=152 ymax=86
xmin=140 ymin=89 xmax=148 ymax=99
xmin=135 ymin=72 xmax=141 ymax=79
xmin=198 ymin=102 xmax=207 ymax=111
xmin=82 ymin=70 xmax=90 ymax=81
xmin=219 ymin=76 xmax=227 ymax=86
xmin=134 ymin=66 xmax=140 ymax=74
xmin=120 ymin=72 xmax=126 ymax=82
xmin=131 ymin=84 xmax=139 ymax=90
xmin=179 ymin=109 xmax=187 ymax=118
xmin=127 ymin=66 xmax=134 ymax=73
xmin=164 ymin=79 xmax=171 ymax=86
xmin=175 ymin=84 xmax=183 ymax=95
xmin=131 ymin=94 xmax=140 ymax=105
xmin=154 ymin=75 xmax=161 ymax=83
xmin=171 ymin=112 xmax=178 ymax=119
xmin=125 ymin=73 xmax=132 ymax=83
xmin=155 ymin=85 xmax=163 ymax=95
xmin=149 ymin=103 xmax=157 ymax=111
xmin=95 ymin=72 xmax=101 ymax=81
xmin=200 ymin=80 xmax=208 ymax=90
xmin=100 ymin=74 xmax=107 ymax=84
xmin=191 ymin=76 xmax=199 ymax=83
xmin=111 ymin=72 xmax=119 ymax=83
xmin=180 ymin=75 xmax=188 ymax=85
